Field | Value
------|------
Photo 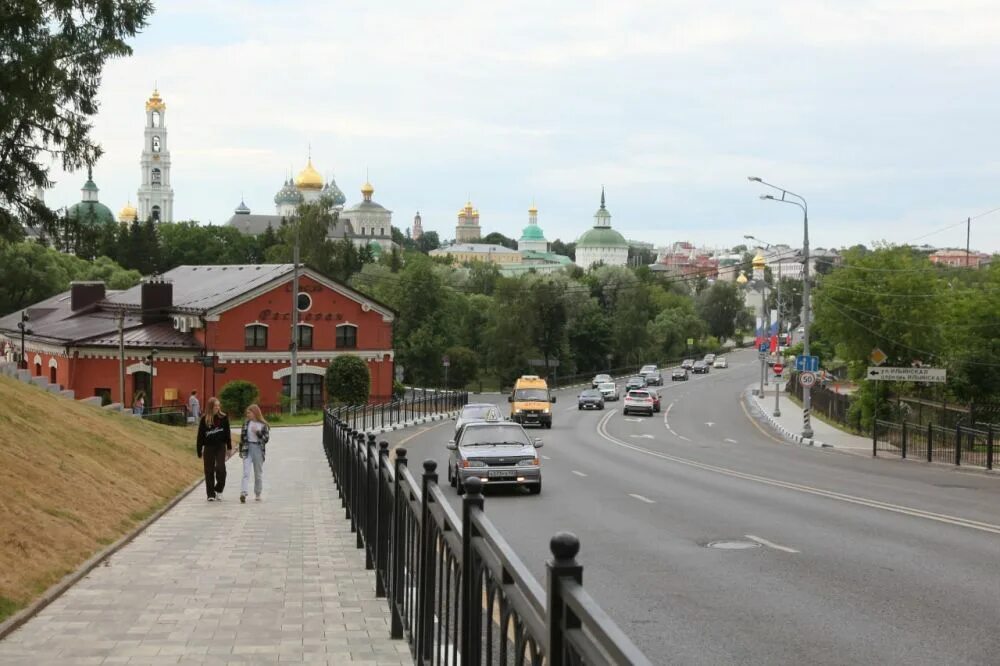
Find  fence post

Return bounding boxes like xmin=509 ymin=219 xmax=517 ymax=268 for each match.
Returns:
xmin=927 ymin=422 xmax=933 ymax=462
xmin=375 ymin=441 xmax=390 ymax=597
xmin=347 ymin=429 xmax=358 ymax=525
xmin=365 ymin=433 xmax=377 ymax=570
xmin=987 ymin=425 xmax=994 ymax=471
xmin=389 ymin=447 xmax=407 ymax=639
xmin=901 ymin=421 xmax=908 ymax=459
xmin=872 ymin=419 xmax=878 ymax=457
xmin=955 ymin=424 xmax=962 ymax=466
xmin=416 ymin=460 xmax=438 ymax=663
xmin=546 ymin=532 xmax=583 ymax=666
xmin=461 ymin=477 xmax=485 ymax=666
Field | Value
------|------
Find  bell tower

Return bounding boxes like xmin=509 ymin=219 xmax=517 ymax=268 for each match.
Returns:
xmin=137 ymin=89 xmax=174 ymax=222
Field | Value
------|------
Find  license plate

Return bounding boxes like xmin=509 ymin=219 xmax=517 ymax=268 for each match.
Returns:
xmin=488 ymin=470 xmax=517 ymax=478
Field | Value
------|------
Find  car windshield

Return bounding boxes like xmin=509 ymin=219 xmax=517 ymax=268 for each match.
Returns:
xmin=581 ymin=389 xmax=601 ymax=398
xmin=628 ymin=376 xmax=644 ymax=383
xmin=514 ymin=388 xmax=549 ymax=401
xmin=599 ymin=382 xmax=616 ymax=390
xmin=461 ymin=405 xmax=497 ymax=419
xmin=640 ymin=365 xmax=656 ymax=373
xmin=460 ymin=425 xmax=529 ymax=447
xmin=628 ymin=391 xmax=650 ymax=399
xmin=594 ymin=374 xmax=610 ymax=381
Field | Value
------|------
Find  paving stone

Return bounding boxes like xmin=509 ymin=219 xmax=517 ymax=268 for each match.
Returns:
xmin=0 ymin=426 xmax=411 ymax=665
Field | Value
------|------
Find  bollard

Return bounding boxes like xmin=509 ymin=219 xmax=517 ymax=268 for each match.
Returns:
xmin=390 ymin=447 xmax=408 ymax=639
xmin=547 ymin=532 xmax=583 ymax=666
xmin=461 ymin=476 xmax=485 ymax=664
xmin=415 ymin=460 xmax=438 ymax=662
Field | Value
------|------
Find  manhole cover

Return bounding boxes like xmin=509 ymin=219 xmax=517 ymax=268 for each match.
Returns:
xmin=706 ymin=539 xmax=761 ymax=550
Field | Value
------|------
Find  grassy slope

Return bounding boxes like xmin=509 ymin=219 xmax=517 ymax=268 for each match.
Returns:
xmin=0 ymin=375 xmax=201 ymax=622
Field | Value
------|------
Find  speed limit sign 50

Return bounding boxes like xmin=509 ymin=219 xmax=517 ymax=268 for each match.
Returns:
xmin=799 ymin=371 xmax=816 ymax=387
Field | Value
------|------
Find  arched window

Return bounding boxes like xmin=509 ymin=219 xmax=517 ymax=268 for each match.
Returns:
xmin=49 ymin=365 xmax=57 ymax=385
xmin=34 ymin=361 xmax=42 ymax=377
xmin=336 ymin=323 xmax=357 ymax=349
xmin=296 ymin=324 xmax=314 ymax=350
xmin=245 ymin=324 xmax=268 ymax=350
xmin=151 ymin=111 xmax=160 ymax=128
xmin=152 ymin=136 xmax=161 ymax=153
xmin=151 ymin=168 xmax=162 ymax=185
xmin=151 ymin=205 xmax=161 ymax=222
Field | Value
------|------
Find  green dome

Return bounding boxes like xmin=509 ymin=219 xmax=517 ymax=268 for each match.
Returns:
xmin=576 ymin=226 xmax=628 ymax=248
xmin=369 ymin=241 xmax=383 ymax=257
xmin=67 ymin=201 xmax=115 ymax=226
xmin=520 ymin=224 xmax=546 ymax=241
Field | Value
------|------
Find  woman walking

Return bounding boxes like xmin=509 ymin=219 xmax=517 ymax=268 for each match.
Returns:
xmin=196 ymin=397 xmax=232 ymax=501
xmin=132 ymin=391 xmax=145 ymax=416
xmin=239 ymin=404 xmax=270 ymax=503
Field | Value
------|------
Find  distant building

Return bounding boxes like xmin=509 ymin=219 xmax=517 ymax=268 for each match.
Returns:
xmin=137 ymin=89 xmax=174 ymax=222
xmin=455 ymin=201 xmax=481 ymax=242
xmin=928 ymin=249 xmax=990 ymax=268
xmin=518 ymin=203 xmax=548 ymax=253
xmin=67 ymin=168 xmax=116 ymax=227
xmin=412 ymin=212 xmax=423 ymax=240
xmin=430 ymin=243 xmax=522 ymax=265
xmin=575 ymin=189 xmax=628 ymax=268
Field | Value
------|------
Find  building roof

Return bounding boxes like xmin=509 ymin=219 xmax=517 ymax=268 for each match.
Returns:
xmin=576 ymin=227 xmax=628 ymax=249
xmin=343 ymin=200 xmax=391 ymax=214
xmin=105 ymin=265 xmax=297 ymax=312
xmin=520 ymin=224 xmax=546 ymax=241
xmin=225 ymin=213 xmax=356 ymax=240
xmin=431 ymin=243 xmax=520 ymax=254
xmin=67 ymin=201 xmax=116 ymax=226
xmin=521 ymin=250 xmax=573 ymax=265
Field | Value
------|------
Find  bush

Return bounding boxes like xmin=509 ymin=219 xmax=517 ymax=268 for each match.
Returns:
xmin=443 ymin=346 xmax=479 ymax=388
xmin=219 ymin=380 xmax=260 ymax=417
xmin=326 ymin=356 xmax=370 ymax=406
xmin=393 ymin=379 xmax=406 ymax=399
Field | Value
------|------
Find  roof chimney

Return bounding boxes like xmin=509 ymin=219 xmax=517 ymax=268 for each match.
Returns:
xmin=141 ymin=277 xmax=173 ymax=324
xmin=70 ymin=281 xmax=106 ymax=311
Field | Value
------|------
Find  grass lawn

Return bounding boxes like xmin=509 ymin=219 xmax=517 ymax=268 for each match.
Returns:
xmin=229 ymin=410 xmax=324 ymax=428
xmin=0 ymin=375 xmax=201 ymax=623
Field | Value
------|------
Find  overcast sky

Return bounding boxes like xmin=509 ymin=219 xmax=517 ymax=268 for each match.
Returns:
xmin=42 ymin=0 xmax=1000 ymax=252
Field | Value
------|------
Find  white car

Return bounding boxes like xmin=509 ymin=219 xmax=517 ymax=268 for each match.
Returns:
xmin=623 ymin=389 xmax=656 ymax=416
xmin=713 ymin=357 xmax=728 ymax=369
xmin=598 ymin=381 xmax=620 ymax=401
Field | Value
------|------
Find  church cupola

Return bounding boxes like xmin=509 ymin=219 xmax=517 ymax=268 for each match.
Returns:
xmin=361 ymin=181 xmax=375 ymax=202
xmin=234 ymin=199 xmax=251 ymax=215
xmin=81 ymin=167 xmax=99 ymax=203
xmin=137 ymin=88 xmax=174 ymax=222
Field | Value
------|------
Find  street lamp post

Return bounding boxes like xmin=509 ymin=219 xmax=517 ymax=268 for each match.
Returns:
xmin=748 ymin=177 xmax=813 ymax=439
xmin=146 ymin=348 xmax=158 ymax=412
xmin=751 ymin=254 xmax=768 ymax=396
xmin=17 ymin=311 xmax=31 ymax=370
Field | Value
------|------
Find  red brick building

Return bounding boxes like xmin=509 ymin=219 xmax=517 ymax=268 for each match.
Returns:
xmin=0 ymin=265 xmax=396 ymax=411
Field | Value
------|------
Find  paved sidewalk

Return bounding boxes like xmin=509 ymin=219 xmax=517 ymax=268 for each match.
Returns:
xmin=749 ymin=382 xmax=872 ymax=451
xmin=0 ymin=426 xmax=410 ymax=666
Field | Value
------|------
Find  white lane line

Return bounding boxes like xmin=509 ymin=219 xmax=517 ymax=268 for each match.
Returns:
xmin=630 ymin=434 xmax=655 ymax=439
xmin=628 ymin=493 xmax=656 ymax=504
xmin=678 ymin=435 xmax=692 ymax=442
xmin=595 ymin=411 xmax=1000 ymax=536
xmin=724 ymin=438 xmax=739 ymax=444
xmin=624 ymin=418 xmax=643 ymax=423
xmin=745 ymin=534 xmax=799 ymax=553
xmin=541 ymin=455 xmax=552 ymax=460
xmin=571 ymin=470 xmax=588 ymax=477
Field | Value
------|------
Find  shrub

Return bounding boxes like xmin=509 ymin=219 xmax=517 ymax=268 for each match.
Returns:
xmin=219 ymin=380 xmax=260 ymax=417
xmin=393 ymin=379 xmax=406 ymax=399
xmin=326 ymin=356 xmax=370 ymax=406
xmin=443 ymin=346 xmax=479 ymax=388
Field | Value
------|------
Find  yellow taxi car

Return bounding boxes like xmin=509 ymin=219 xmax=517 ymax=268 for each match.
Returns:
xmin=508 ymin=375 xmax=556 ymax=428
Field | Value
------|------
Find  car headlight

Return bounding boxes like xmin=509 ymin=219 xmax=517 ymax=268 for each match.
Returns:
xmin=514 ymin=409 xmax=523 ymax=414
xmin=462 ymin=460 xmax=487 ymax=468
xmin=542 ymin=407 xmax=550 ymax=413
xmin=517 ymin=458 xmax=539 ymax=466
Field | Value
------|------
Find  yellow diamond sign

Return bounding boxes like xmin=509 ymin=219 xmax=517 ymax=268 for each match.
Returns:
xmin=870 ymin=347 xmax=888 ymax=366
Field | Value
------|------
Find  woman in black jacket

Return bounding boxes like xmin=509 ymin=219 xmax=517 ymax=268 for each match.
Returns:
xmin=196 ymin=397 xmax=232 ymax=501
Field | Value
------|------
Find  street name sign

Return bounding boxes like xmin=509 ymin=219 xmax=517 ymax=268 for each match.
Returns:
xmin=866 ymin=366 xmax=946 ymax=383
xmin=799 ymin=371 xmax=816 ymax=387
xmin=794 ymin=355 xmax=819 ymax=372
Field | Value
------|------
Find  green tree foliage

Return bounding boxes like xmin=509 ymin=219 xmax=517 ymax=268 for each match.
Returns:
xmin=325 ymin=356 xmax=371 ymax=406
xmin=219 ymin=380 xmax=260 ymax=417
xmin=443 ymin=346 xmax=479 ymax=388
xmin=416 ymin=231 xmax=441 ymax=253
xmin=480 ymin=232 xmax=517 ymax=250
xmin=697 ymin=280 xmax=743 ymax=342
xmin=766 ymin=277 xmax=804 ymax=329
xmin=0 ymin=1 xmax=154 ymax=241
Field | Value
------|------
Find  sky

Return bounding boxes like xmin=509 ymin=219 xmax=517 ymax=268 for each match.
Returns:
xmin=42 ymin=0 xmax=1000 ymax=253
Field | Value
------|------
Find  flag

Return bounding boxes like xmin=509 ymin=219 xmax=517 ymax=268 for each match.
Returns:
xmin=769 ymin=334 xmax=779 ymax=352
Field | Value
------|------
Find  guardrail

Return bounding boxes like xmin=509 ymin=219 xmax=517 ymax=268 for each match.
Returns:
xmin=874 ymin=419 xmax=995 ymax=470
xmin=328 ymin=391 xmax=469 ymax=432
xmin=322 ymin=413 xmax=653 ymax=665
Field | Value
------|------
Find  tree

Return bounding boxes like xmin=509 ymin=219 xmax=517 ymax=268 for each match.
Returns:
xmin=550 ymin=239 xmax=575 ymax=260
xmin=325 ymin=356 xmax=371 ymax=405
xmin=481 ymin=232 xmax=517 ymax=250
xmin=697 ymin=281 xmax=743 ymax=342
xmin=0 ymin=1 xmax=155 ymax=241
xmin=443 ymin=346 xmax=479 ymax=388
xmin=416 ymin=230 xmax=441 ymax=253
xmin=219 ymin=380 xmax=260 ymax=417
xmin=528 ymin=279 xmax=567 ymax=372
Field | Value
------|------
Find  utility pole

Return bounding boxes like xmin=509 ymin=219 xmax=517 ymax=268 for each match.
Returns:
xmin=118 ymin=310 xmax=125 ymax=407
xmin=966 ymin=216 xmax=971 ymax=267
xmin=801 ymin=209 xmax=814 ymax=439
xmin=774 ymin=260 xmax=782 ymax=417
xmin=289 ymin=217 xmax=300 ymax=416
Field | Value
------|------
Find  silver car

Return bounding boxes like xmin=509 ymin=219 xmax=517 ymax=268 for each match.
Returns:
xmin=598 ymin=381 xmax=620 ymax=401
xmin=453 ymin=403 xmax=501 ymax=434
xmin=447 ymin=419 xmax=543 ymax=495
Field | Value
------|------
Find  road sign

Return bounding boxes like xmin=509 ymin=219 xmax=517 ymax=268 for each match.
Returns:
xmin=773 ymin=363 xmax=784 ymax=375
xmin=758 ymin=349 xmax=767 ymax=360
xmin=869 ymin=347 xmax=888 ymax=366
xmin=799 ymin=371 xmax=816 ymax=387
xmin=866 ymin=366 xmax=946 ymax=383
xmin=794 ymin=355 xmax=819 ymax=372
xmin=442 ymin=355 xmax=450 ymax=367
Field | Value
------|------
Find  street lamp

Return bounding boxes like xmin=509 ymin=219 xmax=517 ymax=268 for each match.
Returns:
xmin=750 ymin=253 xmax=769 ymax=396
xmin=748 ymin=176 xmax=813 ymax=439
xmin=17 ymin=311 xmax=32 ymax=370
xmin=146 ymin=348 xmax=158 ymax=412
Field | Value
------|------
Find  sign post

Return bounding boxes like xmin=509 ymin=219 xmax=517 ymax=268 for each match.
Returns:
xmin=442 ymin=355 xmax=450 ymax=391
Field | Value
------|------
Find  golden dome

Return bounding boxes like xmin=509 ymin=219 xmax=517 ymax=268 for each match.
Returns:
xmin=119 ymin=201 xmax=138 ymax=223
xmin=145 ymin=89 xmax=165 ymax=112
xmin=528 ymin=203 xmax=538 ymax=214
xmin=295 ymin=159 xmax=323 ymax=190
xmin=471 ymin=208 xmax=480 ymax=218
xmin=361 ymin=181 xmax=374 ymax=196
xmin=752 ymin=253 xmax=767 ymax=269
xmin=736 ymin=272 xmax=748 ymax=285
xmin=457 ymin=208 xmax=467 ymax=218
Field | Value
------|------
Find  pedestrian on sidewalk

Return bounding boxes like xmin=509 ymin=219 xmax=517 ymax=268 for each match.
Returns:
xmin=188 ymin=390 xmax=200 ymax=423
xmin=132 ymin=392 xmax=145 ymax=416
xmin=196 ymin=397 xmax=232 ymax=501
xmin=239 ymin=404 xmax=270 ymax=503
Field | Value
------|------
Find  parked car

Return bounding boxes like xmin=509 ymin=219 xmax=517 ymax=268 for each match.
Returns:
xmin=625 ymin=376 xmax=647 ymax=392
xmin=454 ymin=403 xmax=502 ymax=435
xmin=713 ymin=357 xmax=728 ymax=369
xmin=639 ymin=364 xmax=662 ymax=386
xmin=692 ymin=360 xmax=710 ymax=374
xmin=598 ymin=381 xmax=620 ymax=401
xmin=671 ymin=367 xmax=689 ymax=381
xmin=703 ymin=353 xmax=716 ymax=364
xmin=447 ymin=416 xmax=543 ymax=495
xmin=591 ymin=373 xmax=612 ymax=389
xmin=681 ymin=359 xmax=695 ymax=370
xmin=650 ymin=389 xmax=661 ymax=413
xmin=623 ymin=390 xmax=656 ymax=416
xmin=577 ymin=389 xmax=605 ymax=410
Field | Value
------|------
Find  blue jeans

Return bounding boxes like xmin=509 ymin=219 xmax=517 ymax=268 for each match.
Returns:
xmin=241 ymin=442 xmax=264 ymax=497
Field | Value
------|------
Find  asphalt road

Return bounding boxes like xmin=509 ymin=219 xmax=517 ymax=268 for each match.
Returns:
xmin=381 ymin=349 xmax=1000 ymax=665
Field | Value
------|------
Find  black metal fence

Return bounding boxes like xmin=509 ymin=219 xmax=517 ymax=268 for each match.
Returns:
xmin=328 ymin=391 xmax=469 ymax=432
xmin=873 ymin=419 xmax=995 ymax=470
xmin=323 ymin=413 xmax=653 ymax=665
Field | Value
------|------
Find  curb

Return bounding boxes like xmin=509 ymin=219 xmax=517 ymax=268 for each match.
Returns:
xmin=0 ymin=473 xmax=205 ymax=640
xmin=745 ymin=387 xmax=831 ymax=448
xmin=362 ymin=411 xmax=459 ymax=436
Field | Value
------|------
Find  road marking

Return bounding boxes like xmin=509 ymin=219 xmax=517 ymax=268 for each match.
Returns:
xmin=542 ymin=455 xmax=551 ymax=460
xmin=745 ymin=534 xmax=799 ymax=553
xmin=389 ymin=419 xmax=453 ymax=457
xmin=705 ymin=422 xmax=715 ymax=427
xmin=624 ymin=418 xmax=643 ymax=423
xmin=737 ymin=395 xmax=789 ymax=445
xmin=724 ymin=438 xmax=739 ymax=444
xmin=677 ymin=435 xmax=691 ymax=442
xmin=628 ymin=493 xmax=656 ymax=504
xmin=630 ymin=434 xmax=655 ymax=439
xmin=595 ymin=411 xmax=1000 ymax=537
xmin=571 ymin=470 xmax=588 ymax=477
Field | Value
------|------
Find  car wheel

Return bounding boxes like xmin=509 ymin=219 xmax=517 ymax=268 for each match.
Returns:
xmin=449 ymin=465 xmax=456 ymax=487
xmin=528 ymin=482 xmax=541 ymax=495
xmin=599 ymin=404 xmax=604 ymax=410
xmin=578 ymin=405 xmax=583 ymax=410
xmin=545 ymin=422 xmax=552 ymax=429
xmin=456 ymin=477 xmax=466 ymax=496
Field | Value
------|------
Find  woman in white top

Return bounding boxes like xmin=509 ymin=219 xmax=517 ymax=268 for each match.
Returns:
xmin=239 ymin=404 xmax=270 ymax=503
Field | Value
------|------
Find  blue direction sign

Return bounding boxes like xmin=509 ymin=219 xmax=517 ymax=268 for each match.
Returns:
xmin=795 ymin=355 xmax=819 ymax=372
